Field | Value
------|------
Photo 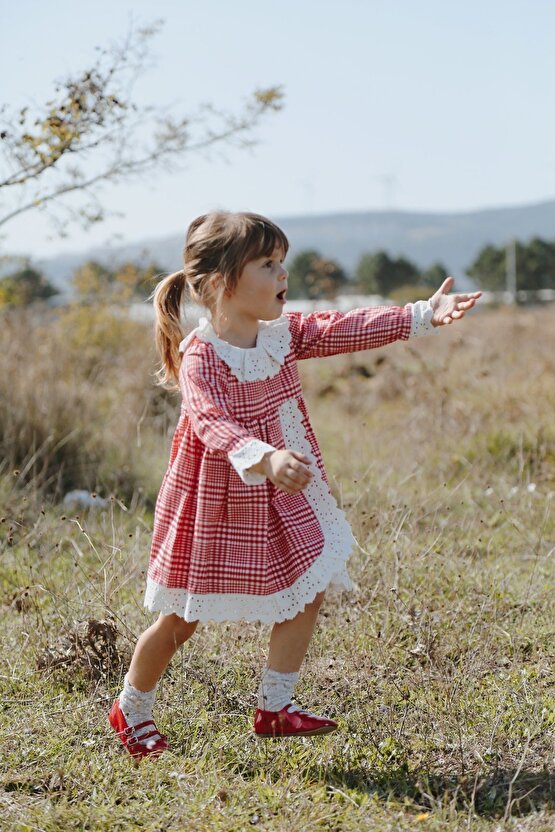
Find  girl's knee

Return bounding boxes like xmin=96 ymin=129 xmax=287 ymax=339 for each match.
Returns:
xmin=156 ymin=612 xmax=199 ymax=644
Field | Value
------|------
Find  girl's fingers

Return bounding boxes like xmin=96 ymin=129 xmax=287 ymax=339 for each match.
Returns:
xmin=456 ymin=298 xmax=478 ymax=312
xmin=284 ymin=470 xmax=310 ymax=488
xmin=454 ymin=293 xmax=480 ymax=303
xmin=289 ymin=463 xmax=310 ymax=478
xmin=438 ymin=292 xmax=481 ymax=325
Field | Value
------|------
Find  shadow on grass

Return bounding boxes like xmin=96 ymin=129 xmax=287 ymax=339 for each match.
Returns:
xmin=234 ymin=757 xmax=555 ymax=820
xmin=334 ymin=766 xmax=555 ymax=818
xmin=330 ymin=765 xmax=554 ymax=819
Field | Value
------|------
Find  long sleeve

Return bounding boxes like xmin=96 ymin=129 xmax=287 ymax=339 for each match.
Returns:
xmin=287 ymin=300 xmax=438 ymax=360
xmin=180 ymin=350 xmax=276 ymax=485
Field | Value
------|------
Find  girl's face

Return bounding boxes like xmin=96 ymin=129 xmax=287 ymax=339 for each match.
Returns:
xmin=224 ymin=247 xmax=288 ymax=322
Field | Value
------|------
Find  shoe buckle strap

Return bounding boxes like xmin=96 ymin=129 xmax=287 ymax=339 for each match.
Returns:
xmin=121 ymin=719 xmax=155 ymax=738
xmin=127 ymin=730 xmax=162 ymax=747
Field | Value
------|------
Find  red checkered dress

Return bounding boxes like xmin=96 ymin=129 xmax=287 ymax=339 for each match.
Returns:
xmin=143 ymin=301 xmax=437 ymax=623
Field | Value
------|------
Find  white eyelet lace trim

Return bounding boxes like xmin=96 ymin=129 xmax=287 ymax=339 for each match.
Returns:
xmin=178 ymin=315 xmax=292 ymax=382
xmin=229 ymin=439 xmax=277 ymax=485
xmin=144 ymin=546 xmax=352 ymax=624
xmin=407 ymin=299 xmax=439 ymax=338
xmin=143 ymin=396 xmax=356 ymax=624
xmin=278 ymin=396 xmax=355 ymax=593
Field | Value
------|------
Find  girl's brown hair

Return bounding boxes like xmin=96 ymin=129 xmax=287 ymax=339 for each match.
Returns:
xmin=150 ymin=211 xmax=289 ymax=390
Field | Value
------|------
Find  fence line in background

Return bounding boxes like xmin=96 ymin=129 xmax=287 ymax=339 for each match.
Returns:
xmin=40 ymin=289 xmax=555 ymax=323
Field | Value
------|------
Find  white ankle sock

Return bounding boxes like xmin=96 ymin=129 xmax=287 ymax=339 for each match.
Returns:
xmin=257 ymin=667 xmax=299 ymax=712
xmin=118 ymin=672 xmax=161 ymax=742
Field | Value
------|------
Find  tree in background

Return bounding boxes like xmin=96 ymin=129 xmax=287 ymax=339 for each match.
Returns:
xmin=0 ymin=19 xmax=284 ymax=243
xmin=516 ymin=237 xmax=555 ymax=290
xmin=466 ymin=244 xmax=507 ymax=291
xmin=419 ymin=261 xmax=450 ymax=288
xmin=115 ymin=261 xmax=162 ymax=299
xmin=286 ymin=249 xmax=348 ymax=299
xmin=354 ymin=252 xmax=381 ymax=294
xmin=71 ymin=259 xmax=163 ymax=304
xmin=354 ymin=251 xmax=420 ymax=296
xmin=467 ymin=237 xmax=555 ymax=291
xmin=0 ymin=259 xmax=59 ymax=308
xmin=286 ymin=250 xmax=319 ymax=298
xmin=71 ymin=261 xmax=114 ymax=302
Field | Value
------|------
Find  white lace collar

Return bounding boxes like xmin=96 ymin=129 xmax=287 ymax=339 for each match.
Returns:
xmin=178 ymin=315 xmax=292 ymax=381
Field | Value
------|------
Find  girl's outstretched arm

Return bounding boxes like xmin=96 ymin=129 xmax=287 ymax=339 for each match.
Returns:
xmin=286 ymin=300 xmax=434 ymax=361
xmin=429 ymin=277 xmax=482 ymax=326
xmin=286 ymin=278 xmax=481 ymax=360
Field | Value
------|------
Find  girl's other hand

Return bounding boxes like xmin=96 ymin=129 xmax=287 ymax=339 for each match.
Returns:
xmin=429 ymin=276 xmax=482 ymax=326
xmin=264 ymin=449 xmax=314 ymax=494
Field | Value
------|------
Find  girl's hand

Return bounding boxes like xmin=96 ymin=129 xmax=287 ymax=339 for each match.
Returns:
xmin=429 ymin=277 xmax=482 ymax=326
xmin=263 ymin=449 xmax=314 ymax=494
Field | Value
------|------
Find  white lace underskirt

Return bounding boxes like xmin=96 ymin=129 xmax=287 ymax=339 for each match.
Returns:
xmin=144 ymin=557 xmax=353 ymax=625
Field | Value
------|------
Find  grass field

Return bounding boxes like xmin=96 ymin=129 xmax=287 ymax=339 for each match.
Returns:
xmin=1 ymin=301 xmax=554 ymax=831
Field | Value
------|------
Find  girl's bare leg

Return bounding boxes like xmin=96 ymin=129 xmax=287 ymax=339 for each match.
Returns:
xmin=126 ymin=613 xmax=199 ymax=692
xmin=267 ymin=590 xmax=325 ymax=672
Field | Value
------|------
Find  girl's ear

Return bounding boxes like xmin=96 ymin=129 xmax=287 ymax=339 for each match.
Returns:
xmin=208 ymin=271 xmax=233 ymax=306
xmin=216 ymin=273 xmax=234 ymax=300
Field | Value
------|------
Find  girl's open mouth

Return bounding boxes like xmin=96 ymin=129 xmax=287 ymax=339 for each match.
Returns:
xmin=276 ymin=290 xmax=287 ymax=302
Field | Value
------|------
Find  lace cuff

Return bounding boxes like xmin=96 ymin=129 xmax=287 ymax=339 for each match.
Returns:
xmin=229 ymin=439 xmax=277 ymax=485
xmin=407 ymin=299 xmax=439 ymax=338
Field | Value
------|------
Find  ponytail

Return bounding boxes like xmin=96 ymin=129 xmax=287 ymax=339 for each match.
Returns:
xmin=151 ymin=269 xmax=186 ymax=390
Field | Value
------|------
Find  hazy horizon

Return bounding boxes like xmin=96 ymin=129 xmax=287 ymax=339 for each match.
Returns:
xmin=18 ymin=196 xmax=555 ymax=265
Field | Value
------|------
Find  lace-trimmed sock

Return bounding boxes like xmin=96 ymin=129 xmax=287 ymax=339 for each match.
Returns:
xmin=257 ymin=667 xmax=300 ymax=712
xmin=118 ymin=672 xmax=161 ymax=742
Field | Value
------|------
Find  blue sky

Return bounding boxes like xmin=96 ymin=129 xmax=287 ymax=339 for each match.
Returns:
xmin=2 ymin=0 xmax=555 ymax=258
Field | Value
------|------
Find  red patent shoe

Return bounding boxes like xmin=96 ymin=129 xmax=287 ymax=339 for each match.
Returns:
xmin=108 ymin=698 xmax=169 ymax=759
xmin=254 ymin=702 xmax=338 ymax=737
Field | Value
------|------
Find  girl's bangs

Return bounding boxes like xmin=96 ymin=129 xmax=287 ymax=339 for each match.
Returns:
xmin=244 ymin=218 xmax=289 ymax=262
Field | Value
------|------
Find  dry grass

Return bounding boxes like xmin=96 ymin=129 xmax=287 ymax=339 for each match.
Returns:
xmin=1 ymin=301 xmax=554 ymax=831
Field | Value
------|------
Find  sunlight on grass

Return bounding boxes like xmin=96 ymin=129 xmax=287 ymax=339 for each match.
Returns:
xmin=1 ymin=302 xmax=554 ymax=830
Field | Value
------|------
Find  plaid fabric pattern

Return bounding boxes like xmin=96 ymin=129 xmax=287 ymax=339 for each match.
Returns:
xmin=288 ymin=304 xmax=412 ymax=359
xmin=146 ymin=305 xmax=412 ymax=604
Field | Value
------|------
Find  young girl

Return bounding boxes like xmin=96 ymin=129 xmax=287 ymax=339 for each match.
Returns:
xmin=108 ymin=210 xmax=481 ymax=758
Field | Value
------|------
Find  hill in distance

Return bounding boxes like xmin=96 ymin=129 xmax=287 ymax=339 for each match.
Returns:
xmin=27 ymin=198 xmax=555 ymax=293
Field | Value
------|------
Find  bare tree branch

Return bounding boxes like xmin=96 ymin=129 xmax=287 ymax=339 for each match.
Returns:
xmin=0 ymin=17 xmax=285 ymax=238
